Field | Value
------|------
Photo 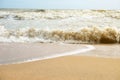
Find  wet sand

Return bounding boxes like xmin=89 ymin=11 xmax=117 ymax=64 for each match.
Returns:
xmin=78 ymin=44 xmax=120 ymax=58
xmin=0 ymin=43 xmax=93 ymax=64
xmin=0 ymin=43 xmax=120 ymax=80
xmin=0 ymin=56 xmax=120 ymax=80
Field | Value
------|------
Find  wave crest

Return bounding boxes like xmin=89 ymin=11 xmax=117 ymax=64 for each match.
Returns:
xmin=0 ymin=25 xmax=120 ymax=43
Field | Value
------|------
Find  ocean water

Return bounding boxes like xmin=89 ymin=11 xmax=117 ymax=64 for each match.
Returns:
xmin=0 ymin=9 xmax=120 ymax=43
xmin=0 ymin=9 xmax=120 ymax=64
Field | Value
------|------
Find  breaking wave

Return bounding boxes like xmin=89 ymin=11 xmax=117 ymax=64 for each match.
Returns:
xmin=0 ymin=25 xmax=120 ymax=43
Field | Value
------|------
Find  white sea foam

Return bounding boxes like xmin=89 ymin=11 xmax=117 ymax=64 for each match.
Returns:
xmin=0 ymin=25 xmax=120 ymax=43
xmin=0 ymin=10 xmax=120 ymax=44
xmin=0 ymin=10 xmax=120 ymax=20
xmin=0 ymin=9 xmax=120 ymax=65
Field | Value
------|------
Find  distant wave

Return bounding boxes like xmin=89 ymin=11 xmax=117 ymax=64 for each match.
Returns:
xmin=0 ymin=10 xmax=120 ymax=20
xmin=0 ymin=25 xmax=120 ymax=43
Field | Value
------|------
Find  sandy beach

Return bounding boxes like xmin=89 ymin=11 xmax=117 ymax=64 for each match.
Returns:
xmin=0 ymin=56 xmax=120 ymax=80
xmin=0 ymin=9 xmax=120 ymax=80
xmin=0 ymin=43 xmax=120 ymax=80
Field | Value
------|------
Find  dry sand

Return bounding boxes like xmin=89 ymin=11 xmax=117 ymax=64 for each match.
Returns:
xmin=0 ymin=56 xmax=120 ymax=80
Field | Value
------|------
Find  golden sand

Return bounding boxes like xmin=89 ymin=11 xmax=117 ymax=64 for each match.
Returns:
xmin=0 ymin=56 xmax=120 ymax=80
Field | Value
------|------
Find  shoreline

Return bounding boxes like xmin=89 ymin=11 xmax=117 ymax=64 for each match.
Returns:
xmin=0 ymin=43 xmax=120 ymax=65
xmin=0 ymin=43 xmax=94 ymax=65
xmin=0 ymin=43 xmax=120 ymax=80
